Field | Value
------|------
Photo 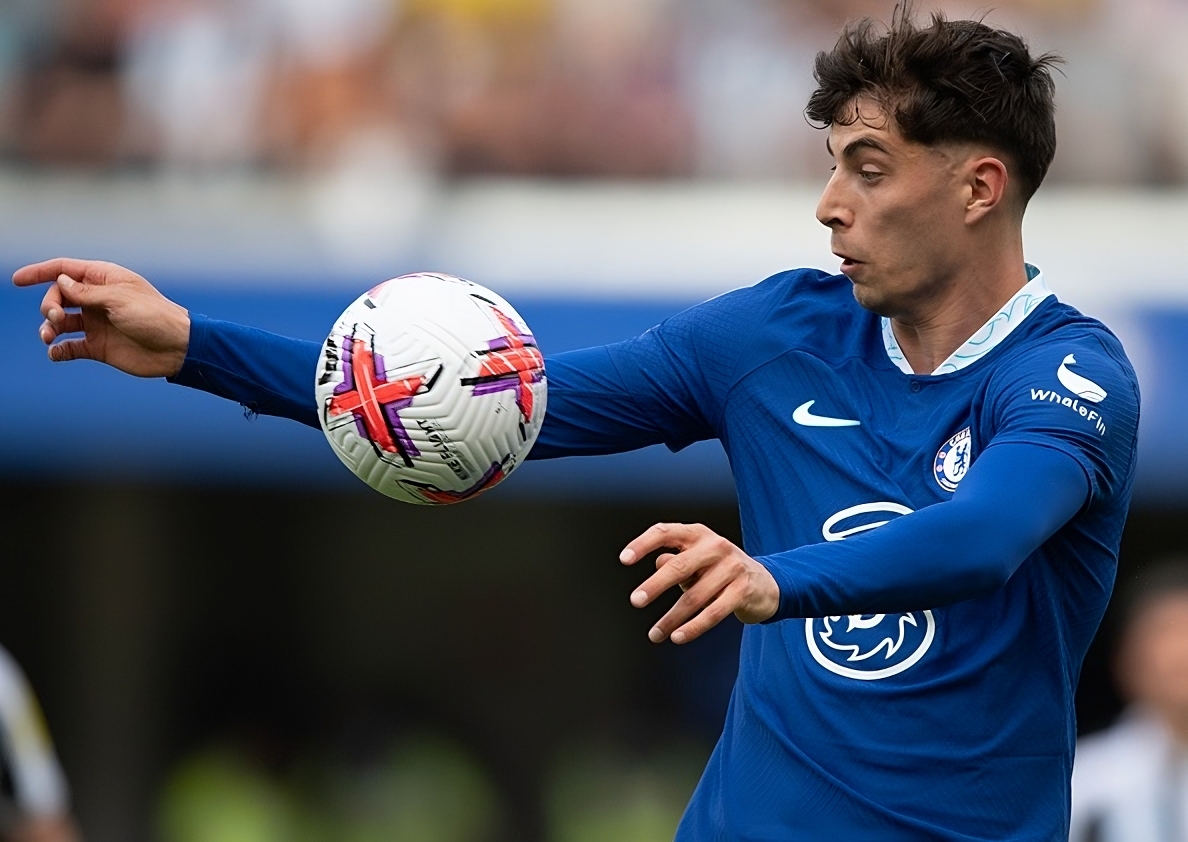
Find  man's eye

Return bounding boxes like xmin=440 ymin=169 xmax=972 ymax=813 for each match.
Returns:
xmin=860 ymin=170 xmax=883 ymax=182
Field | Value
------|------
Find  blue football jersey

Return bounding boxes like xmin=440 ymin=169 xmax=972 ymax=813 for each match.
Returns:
xmin=167 ymin=261 xmax=1141 ymax=840
xmin=536 ymin=266 xmax=1141 ymax=840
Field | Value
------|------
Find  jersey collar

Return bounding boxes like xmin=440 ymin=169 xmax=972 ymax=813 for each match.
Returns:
xmin=881 ymin=264 xmax=1053 ymax=376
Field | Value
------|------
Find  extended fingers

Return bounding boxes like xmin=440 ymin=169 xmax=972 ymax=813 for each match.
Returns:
xmin=13 ymin=258 xmax=102 ymax=288
xmin=630 ymin=530 xmax=735 ymax=608
xmin=620 ymin=522 xmax=702 ymax=565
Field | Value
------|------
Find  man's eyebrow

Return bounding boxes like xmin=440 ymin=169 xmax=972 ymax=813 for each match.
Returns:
xmin=826 ymin=136 xmax=892 ymax=159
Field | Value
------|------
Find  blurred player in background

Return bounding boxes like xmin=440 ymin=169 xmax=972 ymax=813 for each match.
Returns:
xmin=1071 ymin=560 xmax=1188 ymax=842
xmin=0 ymin=646 xmax=78 ymax=842
xmin=12 ymin=5 xmax=1141 ymax=840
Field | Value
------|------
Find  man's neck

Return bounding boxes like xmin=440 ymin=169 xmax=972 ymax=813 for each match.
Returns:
xmin=890 ymin=251 xmax=1030 ymax=375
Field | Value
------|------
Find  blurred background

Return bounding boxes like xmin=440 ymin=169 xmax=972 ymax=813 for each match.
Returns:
xmin=1 ymin=0 xmax=1187 ymax=840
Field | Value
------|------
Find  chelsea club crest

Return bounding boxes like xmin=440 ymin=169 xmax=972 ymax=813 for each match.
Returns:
xmin=933 ymin=427 xmax=972 ymax=492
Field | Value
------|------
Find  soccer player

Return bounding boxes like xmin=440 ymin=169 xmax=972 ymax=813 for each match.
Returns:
xmin=13 ymin=9 xmax=1140 ymax=841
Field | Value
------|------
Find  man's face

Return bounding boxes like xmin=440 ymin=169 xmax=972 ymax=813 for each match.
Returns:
xmin=816 ymin=98 xmax=974 ymax=318
xmin=1121 ymin=592 xmax=1188 ymax=718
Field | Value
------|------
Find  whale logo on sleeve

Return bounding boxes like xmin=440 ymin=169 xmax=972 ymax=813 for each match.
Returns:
xmin=1057 ymin=354 xmax=1107 ymax=403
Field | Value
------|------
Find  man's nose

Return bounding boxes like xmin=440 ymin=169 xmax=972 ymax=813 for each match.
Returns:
xmin=816 ymin=173 xmax=851 ymax=229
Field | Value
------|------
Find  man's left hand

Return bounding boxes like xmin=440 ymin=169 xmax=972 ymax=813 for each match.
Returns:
xmin=620 ymin=523 xmax=780 ymax=644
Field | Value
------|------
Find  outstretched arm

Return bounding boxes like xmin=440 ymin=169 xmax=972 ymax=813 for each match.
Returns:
xmin=14 ymin=258 xmax=322 ymax=427
xmin=14 ymin=257 xmax=727 ymax=448
xmin=621 ymin=442 xmax=1088 ymax=644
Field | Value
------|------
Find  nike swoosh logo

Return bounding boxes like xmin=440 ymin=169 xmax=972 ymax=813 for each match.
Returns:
xmin=793 ymin=400 xmax=861 ymax=427
xmin=1057 ymin=354 xmax=1107 ymax=403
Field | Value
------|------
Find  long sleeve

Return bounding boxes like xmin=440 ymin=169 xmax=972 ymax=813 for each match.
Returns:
xmin=758 ymin=442 xmax=1090 ymax=620
xmin=168 ymin=314 xmax=322 ymax=429
xmin=167 ymin=314 xmax=719 ymax=452
xmin=166 ymin=272 xmax=802 ymax=456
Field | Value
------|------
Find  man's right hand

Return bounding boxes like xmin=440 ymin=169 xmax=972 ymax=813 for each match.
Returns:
xmin=12 ymin=258 xmax=190 ymax=378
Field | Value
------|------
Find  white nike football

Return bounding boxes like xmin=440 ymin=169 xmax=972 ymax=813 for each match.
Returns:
xmin=315 ymin=273 xmax=548 ymax=503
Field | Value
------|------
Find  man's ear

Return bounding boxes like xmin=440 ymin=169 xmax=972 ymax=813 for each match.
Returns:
xmin=965 ymin=155 xmax=1011 ymax=223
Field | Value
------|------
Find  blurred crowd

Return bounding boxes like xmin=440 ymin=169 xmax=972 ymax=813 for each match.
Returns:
xmin=3 ymin=0 xmax=1188 ymax=183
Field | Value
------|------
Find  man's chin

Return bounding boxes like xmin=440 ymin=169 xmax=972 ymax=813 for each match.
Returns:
xmin=849 ymin=282 xmax=894 ymax=317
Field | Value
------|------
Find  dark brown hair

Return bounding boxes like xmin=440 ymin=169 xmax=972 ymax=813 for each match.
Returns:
xmin=806 ymin=5 xmax=1061 ymax=202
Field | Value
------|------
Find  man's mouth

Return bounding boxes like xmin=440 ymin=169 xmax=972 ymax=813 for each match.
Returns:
xmin=835 ymin=252 xmax=863 ymax=272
